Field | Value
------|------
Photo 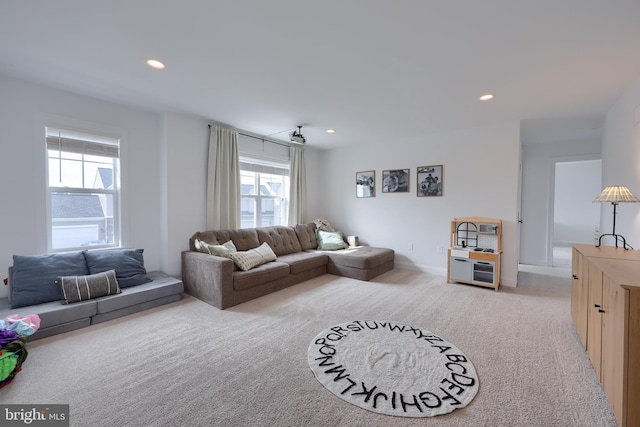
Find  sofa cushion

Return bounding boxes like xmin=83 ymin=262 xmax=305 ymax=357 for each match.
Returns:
xmin=323 ymin=246 xmax=395 ymax=269
xmin=94 ymin=271 xmax=184 ymax=314
xmin=233 ymin=261 xmax=290 ymax=291
xmin=58 ymin=270 xmax=121 ymax=304
xmin=83 ymin=249 xmax=151 ymax=288
xmin=276 ymin=252 xmax=328 ymax=275
xmin=11 ymin=251 xmax=89 ymax=309
xmin=256 ymin=226 xmax=303 ymax=256
xmin=231 ymin=242 xmax=277 ymax=271
xmin=294 ymin=223 xmax=318 ymax=250
xmin=317 ymin=230 xmax=349 ymax=250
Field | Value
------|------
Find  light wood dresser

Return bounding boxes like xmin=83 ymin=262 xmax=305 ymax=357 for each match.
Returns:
xmin=571 ymin=244 xmax=640 ymax=427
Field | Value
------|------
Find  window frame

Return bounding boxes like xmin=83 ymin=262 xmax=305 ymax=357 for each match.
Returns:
xmin=45 ymin=126 xmax=122 ymax=252
xmin=239 ymin=157 xmax=290 ymax=228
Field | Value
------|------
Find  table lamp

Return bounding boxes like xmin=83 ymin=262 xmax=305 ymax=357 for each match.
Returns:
xmin=593 ymin=185 xmax=640 ymax=249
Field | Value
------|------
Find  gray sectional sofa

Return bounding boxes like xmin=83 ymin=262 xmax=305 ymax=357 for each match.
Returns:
xmin=181 ymin=222 xmax=394 ymax=309
xmin=0 ymin=249 xmax=183 ymax=340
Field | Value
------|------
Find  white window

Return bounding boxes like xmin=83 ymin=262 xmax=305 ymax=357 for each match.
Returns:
xmin=239 ymin=158 xmax=289 ymax=228
xmin=46 ymin=127 xmax=120 ymax=251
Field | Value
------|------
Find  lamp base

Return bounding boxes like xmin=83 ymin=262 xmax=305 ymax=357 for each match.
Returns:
xmin=596 ymin=233 xmax=631 ymax=250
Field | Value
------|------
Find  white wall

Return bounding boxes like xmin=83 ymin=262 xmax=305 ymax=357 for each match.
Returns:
xmin=0 ymin=76 xmax=163 ymax=299
xmin=554 ymin=160 xmax=601 ymax=246
xmin=601 ymin=76 xmax=640 ymax=248
xmin=520 ymin=139 xmax=601 ymax=265
xmin=160 ymin=112 xmax=211 ymax=276
xmin=313 ymin=122 xmax=521 ymax=287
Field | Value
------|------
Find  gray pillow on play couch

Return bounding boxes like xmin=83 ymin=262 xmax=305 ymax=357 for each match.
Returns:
xmin=83 ymin=248 xmax=151 ymax=288
xmin=11 ymin=251 xmax=90 ymax=309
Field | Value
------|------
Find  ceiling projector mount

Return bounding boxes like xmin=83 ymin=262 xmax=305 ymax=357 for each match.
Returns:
xmin=289 ymin=125 xmax=306 ymax=144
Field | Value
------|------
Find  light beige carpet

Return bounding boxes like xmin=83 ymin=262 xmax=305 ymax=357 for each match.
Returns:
xmin=2 ymin=267 xmax=617 ymax=427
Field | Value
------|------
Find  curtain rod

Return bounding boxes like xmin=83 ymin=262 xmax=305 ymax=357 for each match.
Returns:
xmin=208 ymin=124 xmax=292 ymax=148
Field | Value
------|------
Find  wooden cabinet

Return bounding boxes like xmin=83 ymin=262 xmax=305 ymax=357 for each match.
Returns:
xmin=586 ymin=262 xmax=603 ymax=379
xmin=628 ymin=290 xmax=640 ymax=427
xmin=571 ymin=244 xmax=640 ymax=427
xmin=447 ymin=217 xmax=502 ymax=291
xmin=600 ymin=271 xmax=626 ymax=422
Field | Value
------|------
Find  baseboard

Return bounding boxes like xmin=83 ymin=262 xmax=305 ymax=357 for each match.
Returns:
xmin=394 ymin=261 xmax=447 ymax=276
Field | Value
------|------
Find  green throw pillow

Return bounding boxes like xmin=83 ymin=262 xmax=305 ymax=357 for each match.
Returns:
xmin=317 ymin=230 xmax=348 ymax=251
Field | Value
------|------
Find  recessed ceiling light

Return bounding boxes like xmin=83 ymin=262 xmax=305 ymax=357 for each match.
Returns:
xmin=326 ymin=129 xmax=336 ymax=134
xmin=479 ymin=93 xmax=494 ymax=101
xmin=146 ymin=59 xmax=165 ymax=70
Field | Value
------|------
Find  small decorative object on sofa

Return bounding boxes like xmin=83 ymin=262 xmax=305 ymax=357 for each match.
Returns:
xmin=0 ymin=314 xmax=40 ymax=388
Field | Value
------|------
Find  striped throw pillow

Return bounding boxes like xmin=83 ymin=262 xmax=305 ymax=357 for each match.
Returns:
xmin=230 ymin=242 xmax=277 ymax=271
xmin=57 ymin=270 xmax=121 ymax=304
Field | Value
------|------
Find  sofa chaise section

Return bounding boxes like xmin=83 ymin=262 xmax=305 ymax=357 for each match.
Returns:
xmin=322 ymin=246 xmax=395 ymax=281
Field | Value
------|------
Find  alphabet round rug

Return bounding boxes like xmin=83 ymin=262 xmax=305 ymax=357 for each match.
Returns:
xmin=307 ymin=320 xmax=479 ymax=418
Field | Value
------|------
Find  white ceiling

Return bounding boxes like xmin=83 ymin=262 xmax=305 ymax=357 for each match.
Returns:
xmin=2 ymin=1 xmax=640 ymax=149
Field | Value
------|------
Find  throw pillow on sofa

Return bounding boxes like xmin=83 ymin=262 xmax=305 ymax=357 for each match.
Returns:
xmin=57 ymin=269 xmax=121 ymax=304
xmin=316 ymin=230 xmax=349 ymax=251
xmin=196 ymin=239 xmax=237 ymax=258
xmin=10 ymin=251 xmax=90 ymax=309
xmin=83 ymin=249 xmax=151 ymax=288
xmin=194 ymin=238 xmax=211 ymax=254
xmin=313 ymin=218 xmax=335 ymax=232
xmin=230 ymin=242 xmax=277 ymax=271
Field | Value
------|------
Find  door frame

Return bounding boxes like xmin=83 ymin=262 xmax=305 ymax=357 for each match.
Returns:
xmin=547 ymin=154 xmax=601 ymax=266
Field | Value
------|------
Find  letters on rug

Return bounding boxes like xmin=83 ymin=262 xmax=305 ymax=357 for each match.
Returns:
xmin=307 ymin=320 xmax=479 ymax=418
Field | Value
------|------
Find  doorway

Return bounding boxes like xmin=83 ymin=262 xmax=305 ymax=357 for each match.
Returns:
xmin=552 ymin=159 xmax=601 ymax=267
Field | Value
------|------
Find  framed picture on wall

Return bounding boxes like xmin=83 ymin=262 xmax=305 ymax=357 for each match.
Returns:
xmin=382 ymin=169 xmax=410 ymax=193
xmin=417 ymin=165 xmax=443 ymax=197
xmin=356 ymin=170 xmax=376 ymax=198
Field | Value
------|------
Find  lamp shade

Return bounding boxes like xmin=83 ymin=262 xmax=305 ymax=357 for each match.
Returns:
xmin=593 ymin=185 xmax=640 ymax=203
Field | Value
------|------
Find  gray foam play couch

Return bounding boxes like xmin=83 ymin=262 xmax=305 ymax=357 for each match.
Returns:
xmin=0 ymin=249 xmax=183 ymax=340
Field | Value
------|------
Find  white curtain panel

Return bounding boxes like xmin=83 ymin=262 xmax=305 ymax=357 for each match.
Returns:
xmin=206 ymin=126 xmax=240 ymax=230
xmin=288 ymin=146 xmax=307 ymax=225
